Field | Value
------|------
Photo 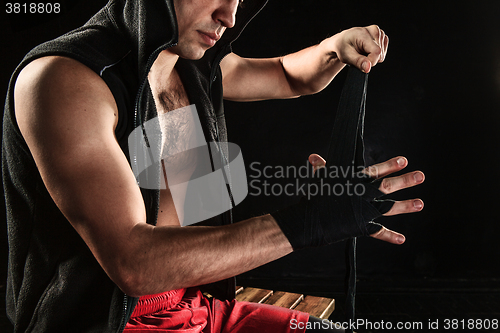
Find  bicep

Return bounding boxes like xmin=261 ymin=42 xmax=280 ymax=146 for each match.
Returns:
xmin=220 ymin=53 xmax=299 ymax=102
xmin=14 ymin=57 xmax=147 ymax=279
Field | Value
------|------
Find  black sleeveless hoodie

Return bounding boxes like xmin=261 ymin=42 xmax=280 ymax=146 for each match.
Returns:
xmin=2 ymin=0 xmax=267 ymax=331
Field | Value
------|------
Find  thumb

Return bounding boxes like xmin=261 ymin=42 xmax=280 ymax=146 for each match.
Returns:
xmin=351 ymin=54 xmax=372 ymax=73
xmin=339 ymin=46 xmax=372 ymax=73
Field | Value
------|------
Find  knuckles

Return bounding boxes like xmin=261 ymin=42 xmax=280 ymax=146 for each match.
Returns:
xmin=402 ymin=174 xmax=412 ymax=187
xmin=380 ymin=178 xmax=393 ymax=193
xmin=366 ymin=24 xmax=382 ymax=39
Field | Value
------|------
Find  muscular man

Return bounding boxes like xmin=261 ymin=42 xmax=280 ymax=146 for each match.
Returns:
xmin=3 ymin=0 xmax=424 ymax=332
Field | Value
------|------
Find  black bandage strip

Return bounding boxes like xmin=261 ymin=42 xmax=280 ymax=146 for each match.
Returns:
xmin=326 ymin=66 xmax=368 ymax=333
xmin=325 ymin=67 xmax=368 ymax=168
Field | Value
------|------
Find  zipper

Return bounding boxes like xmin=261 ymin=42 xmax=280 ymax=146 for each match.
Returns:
xmin=132 ymin=43 xmax=178 ymax=168
xmin=134 ymin=43 xmax=178 ymax=128
xmin=118 ymin=294 xmax=128 ymax=332
xmin=120 ymin=42 xmax=177 ymax=333
xmin=208 ymin=45 xmax=235 ymax=213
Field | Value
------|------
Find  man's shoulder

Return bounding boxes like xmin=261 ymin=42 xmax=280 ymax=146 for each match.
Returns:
xmin=15 ymin=55 xmax=118 ymax=139
xmin=16 ymin=56 xmax=99 ymax=88
xmin=16 ymin=55 xmax=114 ymax=108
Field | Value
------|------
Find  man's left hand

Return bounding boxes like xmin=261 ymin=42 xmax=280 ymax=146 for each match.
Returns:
xmin=324 ymin=25 xmax=389 ymax=73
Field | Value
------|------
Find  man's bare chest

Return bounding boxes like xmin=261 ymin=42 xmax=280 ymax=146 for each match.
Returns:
xmin=149 ymin=69 xmax=197 ymax=227
xmin=153 ymin=68 xmax=190 ymax=114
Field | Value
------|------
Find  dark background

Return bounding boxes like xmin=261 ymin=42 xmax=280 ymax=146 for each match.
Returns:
xmin=1 ymin=0 xmax=499 ymax=331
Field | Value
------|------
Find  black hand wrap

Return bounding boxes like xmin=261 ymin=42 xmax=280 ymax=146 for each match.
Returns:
xmin=271 ymin=66 xmax=394 ymax=251
xmin=271 ymin=170 xmax=395 ymax=250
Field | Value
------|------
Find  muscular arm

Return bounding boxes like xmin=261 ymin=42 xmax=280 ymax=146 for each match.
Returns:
xmin=221 ymin=44 xmax=342 ymax=101
xmin=15 ymin=56 xmax=292 ymax=297
xmin=221 ymin=25 xmax=388 ymax=101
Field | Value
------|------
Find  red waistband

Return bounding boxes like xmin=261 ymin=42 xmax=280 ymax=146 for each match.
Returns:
xmin=130 ymin=288 xmax=187 ymax=318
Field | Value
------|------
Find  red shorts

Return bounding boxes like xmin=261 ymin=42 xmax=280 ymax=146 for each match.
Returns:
xmin=124 ymin=288 xmax=309 ymax=333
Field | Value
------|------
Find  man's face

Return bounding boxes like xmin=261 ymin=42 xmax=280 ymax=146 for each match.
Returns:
xmin=171 ymin=0 xmax=239 ymax=60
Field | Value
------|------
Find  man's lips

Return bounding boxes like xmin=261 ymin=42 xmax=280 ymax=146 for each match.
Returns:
xmin=198 ymin=31 xmax=220 ymax=46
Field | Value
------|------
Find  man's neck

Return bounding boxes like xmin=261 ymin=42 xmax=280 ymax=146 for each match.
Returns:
xmin=148 ymin=49 xmax=180 ymax=92
xmin=148 ymin=49 xmax=190 ymax=114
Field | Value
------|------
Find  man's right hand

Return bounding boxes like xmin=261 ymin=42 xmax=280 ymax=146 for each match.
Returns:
xmin=271 ymin=155 xmax=424 ymax=250
xmin=310 ymin=154 xmax=424 ymax=245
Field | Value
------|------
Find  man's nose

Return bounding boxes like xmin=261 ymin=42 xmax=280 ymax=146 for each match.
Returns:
xmin=213 ymin=0 xmax=238 ymax=28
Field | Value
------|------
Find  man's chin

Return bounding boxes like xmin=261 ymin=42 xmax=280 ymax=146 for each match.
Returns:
xmin=179 ymin=53 xmax=205 ymax=60
xmin=171 ymin=45 xmax=209 ymax=61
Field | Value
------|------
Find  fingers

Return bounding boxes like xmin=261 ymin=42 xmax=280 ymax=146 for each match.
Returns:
xmin=382 ymin=29 xmax=389 ymax=61
xmin=364 ymin=156 xmax=425 ymax=195
xmin=307 ymin=152 xmax=422 ymax=246
xmin=363 ymin=156 xmax=408 ymax=179
xmin=378 ymin=170 xmax=425 ymax=195
xmin=370 ymin=226 xmax=405 ymax=245
xmin=364 ymin=25 xmax=389 ymax=63
xmin=308 ymin=153 xmax=326 ymax=174
xmin=369 ymin=198 xmax=422 ymax=244
xmin=340 ymin=25 xmax=389 ymax=73
xmin=312 ymin=154 xmax=424 ymax=196
xmin=383 ymin=198 xmax=424 ymax=216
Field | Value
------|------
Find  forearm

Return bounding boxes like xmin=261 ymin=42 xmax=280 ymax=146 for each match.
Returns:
xmin=222 ymin=26 xmax=386 ymax=101
xmin=281 ymin=36 xmax=345 ymax=96
xmin=122 ymin=214 xmax=292 ymax=296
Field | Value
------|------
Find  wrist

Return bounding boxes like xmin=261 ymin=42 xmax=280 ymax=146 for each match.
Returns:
xmin=319 ymin=34 xmax=346 ymax=73
xmin=319 ymin=34 xmax=340 ymax=62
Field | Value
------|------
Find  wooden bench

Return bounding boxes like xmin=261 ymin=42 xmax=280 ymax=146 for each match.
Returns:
xmin=235 ymin=286 xmax=335 ymax=320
